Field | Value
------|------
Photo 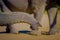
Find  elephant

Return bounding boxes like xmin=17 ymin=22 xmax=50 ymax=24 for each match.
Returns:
xmin=0 ymin=0 xmax=58 ymax=35
xmin=0 ymin=12 xmax=42 ymax=34
xmin=31 ymin=0 xmax=58 ymax=35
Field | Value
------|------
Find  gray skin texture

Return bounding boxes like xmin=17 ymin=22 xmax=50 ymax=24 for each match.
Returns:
xmin=0 ymin=12 xmax=41 ymax=33
xmin=32 ymin=0 xmax=57 ymax=34
xmin=1 ymin=0 xmax=57 ymax=35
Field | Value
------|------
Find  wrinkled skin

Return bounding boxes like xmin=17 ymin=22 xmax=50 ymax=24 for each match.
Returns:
xmin=32 ymin=0 xmax=57 ymax=35
xmin=0 ymin=12 xmax=41 ymax=34
xmin=0 ymin=0 xmax=58 ymax=35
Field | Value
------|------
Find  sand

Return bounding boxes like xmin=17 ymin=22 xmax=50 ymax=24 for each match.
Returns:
xmin=0 ymin=11 xmax=60 ymax=40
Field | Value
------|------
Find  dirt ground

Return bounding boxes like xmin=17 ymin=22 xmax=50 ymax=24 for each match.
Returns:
xmin=0 ymin=11 xmax=60 ymax=40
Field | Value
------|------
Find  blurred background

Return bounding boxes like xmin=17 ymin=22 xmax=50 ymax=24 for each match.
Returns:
xmin=0 ymin=0 xmax=60 ymax=40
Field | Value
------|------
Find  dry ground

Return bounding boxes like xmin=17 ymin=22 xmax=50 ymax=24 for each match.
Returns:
xmin=0 ymin=11 xmax=60 ymax=40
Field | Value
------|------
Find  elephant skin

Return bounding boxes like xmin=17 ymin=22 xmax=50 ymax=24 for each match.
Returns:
xmin=0 ymin=12 xmax=41 ymax=33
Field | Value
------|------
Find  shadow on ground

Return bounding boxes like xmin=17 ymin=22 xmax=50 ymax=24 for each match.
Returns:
xmin=0 ymin=30 xmax=31 ymax=34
